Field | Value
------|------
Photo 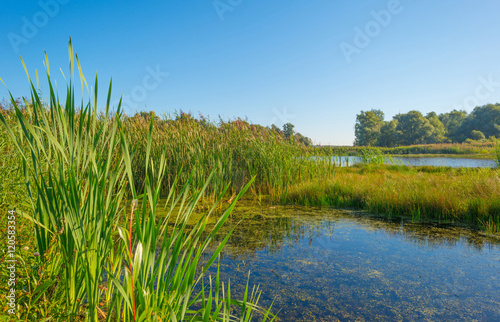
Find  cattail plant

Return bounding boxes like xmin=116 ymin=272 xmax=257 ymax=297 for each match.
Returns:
xmin=0 ymin=39 xmax=276 ymax=321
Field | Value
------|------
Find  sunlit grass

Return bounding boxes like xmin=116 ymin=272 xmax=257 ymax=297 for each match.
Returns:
xmin=0 ymin=39 xmax=276 ymax=321
xmin=280 ymin=165 xmax=500 ymax=234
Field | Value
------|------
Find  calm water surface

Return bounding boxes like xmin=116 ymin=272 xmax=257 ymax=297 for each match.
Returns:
xmin=331 ymin=156 xmax=497 ymax=168
xmin=206 ymin=202 xmax=500 ymax=321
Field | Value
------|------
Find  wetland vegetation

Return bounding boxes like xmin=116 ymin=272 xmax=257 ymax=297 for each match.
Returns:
xmin=1 ymin=43 xmax=499 ymax=320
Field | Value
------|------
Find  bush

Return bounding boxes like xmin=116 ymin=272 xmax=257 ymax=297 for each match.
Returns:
xmin=359 ymin=147 xmax=385 ymax=165
xmin=470 ymin=130 xmax=486 ymax=141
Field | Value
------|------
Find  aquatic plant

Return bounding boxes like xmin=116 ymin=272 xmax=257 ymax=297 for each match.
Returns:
xmin=281 ymin=165 xmax=500 ymax=234
xmin=359 ymin=147 xmax=385 ymax=165
xmin=0 ymin=40 xmax=275 ymax=321
xmin=495 ymin=143 xmax=500 ymax=168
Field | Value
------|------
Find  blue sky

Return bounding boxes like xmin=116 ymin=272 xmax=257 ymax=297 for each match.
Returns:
xmin=1 ymin=0 xmax=500 ymax=145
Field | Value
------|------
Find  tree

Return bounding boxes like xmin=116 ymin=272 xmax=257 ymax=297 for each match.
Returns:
xmin=470 ymin=130 xmax=486 ymax=141
xmin=425 ymin=112 xmax=446 ymax=143
xmin=459 ymin=104 xmax=500 ymax=140
xmin=394 ymin=111 xmax=434 ymax=145
xmin=377 ymin=120 xmax=399 ymax=147
xmin=439 ymin=110 xmax=468 ymax=142
xmin=283 ymin=123 xmax=295 ymax=138
xmin=354 ymin=109 xmax=384 ymax=146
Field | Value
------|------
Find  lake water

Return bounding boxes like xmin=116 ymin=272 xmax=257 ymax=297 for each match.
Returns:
xmin=330 ymin=156 xmax=497 ymax=168
xmin=206 ymin=202 xmax=500 ymax=321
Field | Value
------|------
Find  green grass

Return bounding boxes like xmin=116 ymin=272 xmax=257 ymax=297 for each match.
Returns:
xmin=120 ymin=111 xmax=335 ymax=200
xmin=280 ymin=165 xmax=500 ymax=234
xmin=321 ymin=141 xmax=499 ymax=158
xmin=2 ymin=38 xmax=500 ymax=321
xmin=496 ymin=144 xmax=500 ymax=167
xmin=0 ymin=40 xmax=276 ymax=321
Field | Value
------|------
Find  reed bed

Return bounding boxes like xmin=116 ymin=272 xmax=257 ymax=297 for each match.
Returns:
xmin=0 ymin=41 xmax=276 ymax=321
xmin=121 ymin=112 xmax=335 ymax=199
xmin=2 ymin=39 xmax=500 ymax=321
xmin=280 ymin=165 xmax=500 ymax=234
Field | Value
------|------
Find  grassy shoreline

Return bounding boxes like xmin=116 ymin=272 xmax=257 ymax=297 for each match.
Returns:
xmin=279 ymin=165 xmax=500 ymax=234
xmin=321 ymin=141 xmax=499 ymax=159
xmin=386 ymin=153 xmax=495 ymax=159
xmin=1 ymin=41 xmax=500 ymax=321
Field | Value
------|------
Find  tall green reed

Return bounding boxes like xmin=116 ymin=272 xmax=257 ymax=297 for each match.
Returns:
xmin=0 ymin=39 xmax=275 ymax=321
xmin=121 ymin=112 xmax=337 ymax=199
xmin=495 ymin=143 xmax=500 ymax=168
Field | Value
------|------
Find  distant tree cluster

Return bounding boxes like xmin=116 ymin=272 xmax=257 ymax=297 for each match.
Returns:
xmin=355 ymin=103 xmax=500 ymax=146
xmin=271 ymin=122 xmax=313 ymax=146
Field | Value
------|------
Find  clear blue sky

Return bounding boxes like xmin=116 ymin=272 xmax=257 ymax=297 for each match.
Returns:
xmin=1 ymin=0 xmax=500 ymax=145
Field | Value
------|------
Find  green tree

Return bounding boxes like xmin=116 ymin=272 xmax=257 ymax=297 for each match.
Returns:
xmin=283 ymin=122 xmax=295 ymax=138
xmin=377 ymin=119 xmax=399 ymax=147
xmin=459 ymin=104 xmax=500 ymax=140
xmin=426 ymin=112 xmax=446 ymax=143
xmin=354 ymin=109 xmax=384 ymax=146
xmin=470 ymin=130 xmax=486 ymax=141
xmin=438 ymin=110 xmax=468 ymax=142
xmin=394 ymin=110 xmax=434 ymax=145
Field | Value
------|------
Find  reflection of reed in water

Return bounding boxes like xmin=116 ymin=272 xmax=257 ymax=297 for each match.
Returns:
xmin=197 ymin=202 xmax=500 ymax=322
xmin=345 ymin=212 xmax=500 ymax=251
xmin=215 ymin=207 xmax=339 ymax=261
xmin=209 ymin=202 xmax=500 ymax=260
xmin=164 ymin=199 xmax=499 ymax=262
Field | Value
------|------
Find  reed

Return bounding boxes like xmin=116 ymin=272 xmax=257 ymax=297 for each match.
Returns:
xmin=280 ymin=165 xmax=500 ymax=234
xmin=496 ymin=143 xmax=500 ymax=167
xmin=322 ymin=141 xmax=499 ymax=158
xmin=0 ymin=40 xmax=275 ymax=321
xmin=121 ymin=112 xmax=336 ymax=198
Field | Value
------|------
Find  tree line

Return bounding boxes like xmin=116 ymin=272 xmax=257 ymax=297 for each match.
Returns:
xmin=354 ymin=103 xmax=500 ymax=147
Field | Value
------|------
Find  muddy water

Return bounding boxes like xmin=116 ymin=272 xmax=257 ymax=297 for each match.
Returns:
xmin=205 ymin=201 xmax=500 ymax=321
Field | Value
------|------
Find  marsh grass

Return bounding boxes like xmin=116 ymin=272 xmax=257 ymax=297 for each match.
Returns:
xmin=323 ymin=141 xmax=499 ymax=158
xmin=495 ymin=143 xmax=500 ymax=167
xmin=280 ymin=165 xmax=500 ymax=234
xmin=121 ymin=112 xmax=336 ymax=200
xmin=0 ymin=40 xmax=275 ymax=321
xmin=359 ymin=147 xmax=386 ymax=165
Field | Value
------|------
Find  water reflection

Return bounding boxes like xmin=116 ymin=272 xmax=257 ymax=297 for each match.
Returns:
xmin=203 ymin=201 xmax=500 ymax=321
